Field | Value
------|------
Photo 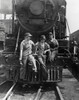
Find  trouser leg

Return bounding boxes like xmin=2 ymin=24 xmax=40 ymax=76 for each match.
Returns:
xmin=38 ymin=56 xmax=47 ymax=72
xmin=51 ymin=50 xmax=58 ymax=61
xmin=38 ymin=57 xmax=45 ymax=67
xmin=20 ymin=57 xmax=27 ymax=79
xmin=38 ymin=56 xmax=48 ymax=80
xmin=46 ymin=51 xmax=51 ymax=63
xmin=28 ymin=55 xmax=37 ymax=72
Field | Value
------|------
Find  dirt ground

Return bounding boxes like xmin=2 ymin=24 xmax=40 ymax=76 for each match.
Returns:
xmin=58 ymin=69 xmax=79 ymax=100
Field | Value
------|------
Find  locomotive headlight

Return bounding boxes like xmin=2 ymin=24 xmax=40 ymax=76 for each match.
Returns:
xmin=29 ymin=1 xmax=44 ymax=15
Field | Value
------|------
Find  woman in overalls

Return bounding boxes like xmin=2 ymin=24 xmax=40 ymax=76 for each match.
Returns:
xmin=19 ymin=33 xmax=37 ymax=79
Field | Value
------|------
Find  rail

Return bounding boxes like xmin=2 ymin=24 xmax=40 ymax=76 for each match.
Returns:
xmin=1 ymin=83 xmax=64 ymax=100
xmin=33 ymin=85 xmax=64 ymax=100
xmin=2 ymin=83 xmax=16 ymax=100
xmin=56 ymin=86 xmax=64 ymax=100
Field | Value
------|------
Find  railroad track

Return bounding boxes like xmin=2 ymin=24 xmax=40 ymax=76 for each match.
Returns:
xmin=0 ymin=81 xmax=13 ymax=100
xmin=33 ymin=85 xmax=64 ymax=100
xmin=1 ymin=82 xmax=64 ymax=100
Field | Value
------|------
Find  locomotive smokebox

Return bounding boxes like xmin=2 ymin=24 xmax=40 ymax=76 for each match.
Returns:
xmin=30 ymin=1 xmax=44 ymax=15
xmin=15 ymin=0 xmax=66 ymax=33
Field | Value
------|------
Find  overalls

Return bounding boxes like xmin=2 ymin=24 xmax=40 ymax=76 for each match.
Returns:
xmin=20 ymin=40 xmax=36 ymax=79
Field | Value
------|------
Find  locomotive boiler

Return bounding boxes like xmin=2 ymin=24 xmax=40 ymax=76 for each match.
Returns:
xmin=13 ymin=0 xmax=66 ymax=39
xmin=15 ymin=0 xmax=66 ymax=33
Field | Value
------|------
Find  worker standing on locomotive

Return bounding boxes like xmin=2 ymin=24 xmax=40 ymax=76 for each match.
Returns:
xmin=19 ymin=32 xmax=37 ymax=79
xmin=47 ymin=32 xmax=59 ymax=62
xmin=35 ymin=35 xmax=50 ymax=76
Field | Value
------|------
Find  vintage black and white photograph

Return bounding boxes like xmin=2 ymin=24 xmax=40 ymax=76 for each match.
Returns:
xmin=0 ymin=0 xmax=79 ymax=100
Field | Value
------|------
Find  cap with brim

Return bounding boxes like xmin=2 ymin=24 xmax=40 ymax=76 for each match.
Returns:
xmin=48 ymin=32 xmax=53 ymax=35
xmin=25 ymin=33 xmax=32 ymax=37
xmin=40 ymin=35 xmax=46 ymax=40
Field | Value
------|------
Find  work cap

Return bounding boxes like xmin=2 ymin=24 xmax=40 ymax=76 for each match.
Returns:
xmin=48 ymin=32 xmax=53 ymax=35
xmin=24 ymin=32 xmax=32 ymax=37
xmin=40 ymin=35 xmax=46 ymax=40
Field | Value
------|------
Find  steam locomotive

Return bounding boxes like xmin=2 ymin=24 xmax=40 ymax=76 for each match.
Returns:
xmin=1 ymin=0 xmax=68 ymax=84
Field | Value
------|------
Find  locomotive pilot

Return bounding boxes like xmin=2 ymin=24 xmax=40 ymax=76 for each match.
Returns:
xmin=19 ymin=32 xmax=37 ymax=79
xmin=47 ymin=32 xmax=59 ymax=62
xmin=35 ymin=35 xmax=50 ymax=73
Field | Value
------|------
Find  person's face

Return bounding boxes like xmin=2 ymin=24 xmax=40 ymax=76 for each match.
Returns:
xmin=25 ymin=36 xmax=30 ymax=41
xmin=40 ymin=39 xmax=45 ymax=43
xmin=49 ymin=34 xmax=53 ymax=39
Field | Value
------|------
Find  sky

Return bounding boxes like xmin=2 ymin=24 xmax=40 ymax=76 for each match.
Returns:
xmin=0 ymin=0 xmax=79 ymax=34
xmin=66 ymin=0 xmax=79 ymax=34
